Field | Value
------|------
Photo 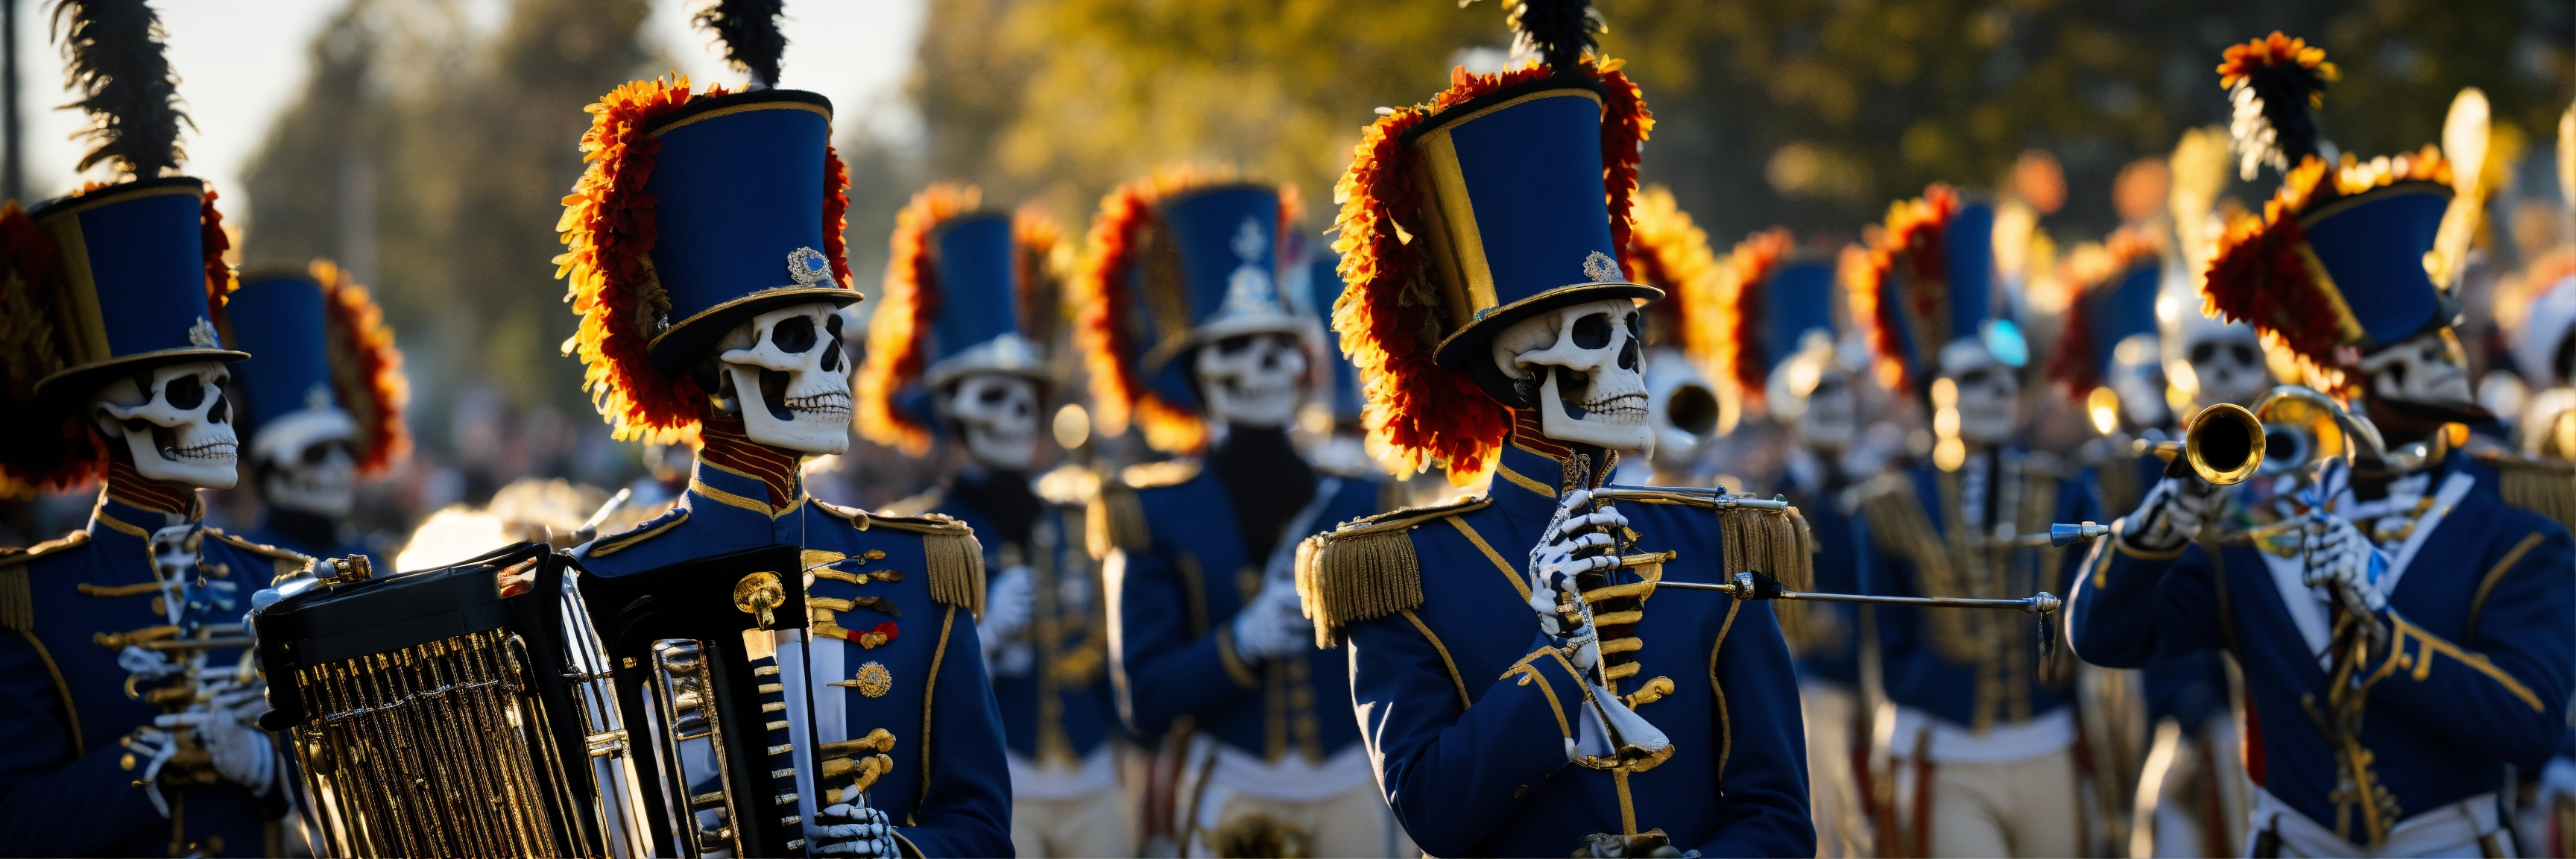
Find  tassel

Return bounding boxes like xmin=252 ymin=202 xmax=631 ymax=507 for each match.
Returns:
xmin=1085 ymin=482 xmax=1151 ymax=560
xmin=1295 ymin=527 xmax=1424 ymax=647
xmin=0 ymin=565 xmax=30 ymax=632
xmin=922 ymin=531 xmax=987 ymax=620
xmin=2501 ymin=461 xmax=2576 ymax=535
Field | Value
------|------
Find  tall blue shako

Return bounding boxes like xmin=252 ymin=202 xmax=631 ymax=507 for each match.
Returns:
xmin=223 ymin=272 xmax=373 ymax=563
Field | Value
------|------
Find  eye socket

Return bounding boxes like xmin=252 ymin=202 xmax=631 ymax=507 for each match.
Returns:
xmin=769 ymin=315 xmax=818 ymax=353
xmin=165 ymin=374 xmax=204 ymax=410
xmin=301 ymin=442 xmax=332 ymax=465
xmin=1957 ymin=368 xmax=1994 ymax=388
xmin=2229 ymin=344 xmax=2256 ymax=367
xmin=978 ymin=384 xmax=1009 ymax=404
xmin=1571 ymin=313 xmax=1613 ymax=349
xmin=1216 ymin=334 xmax=1257 ymax=355
xmin=2189 ymin=342 xmax=2216 ymax=364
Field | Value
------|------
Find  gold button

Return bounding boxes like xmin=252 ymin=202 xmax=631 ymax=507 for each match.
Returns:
xmin=121 ymin=753 xmax=136 ymax=771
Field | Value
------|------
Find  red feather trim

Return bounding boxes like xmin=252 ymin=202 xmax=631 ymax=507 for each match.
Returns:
xmin=1846 ymin=185 xmax=1960 ymax=394
xmin=200 ymin=186 xmax=235 ymax=312
xmin=1071 ymin=169 xmax=1222 ymax=454
xmin=1013 ymin=207 xmax=1067 ymax=353
xmin=312 ymin=259 xmax=410 ymax=475
xmin=2217 ymin=32 xmax=2337 ymax=92
xmin=2203 ymin=157 xmax=2349 ymax=377
xmin=1709 ymin=227 xmax=1792 ymax=408
xmin=0 ymin=202 xmax=100 ymax=499
xmin=858 ymin=183 xmax=977 ymax=455
xmin=1331 ymin=57 xmax=1651 ymax=484
xmin=2045 ymin=226 xmax=2165 ymax=400
xmin=560 ymin=77 xmax=712 ymax=444
xmin=1623 ymin=186 xmax=1722 ymax=367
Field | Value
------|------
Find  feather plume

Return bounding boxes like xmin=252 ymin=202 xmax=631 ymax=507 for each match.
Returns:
xmin=2200 ymin=146 xmax=2449 ymax=388
xmin=1014 ymin=206 xmax=1068 ymax=352
xmin=51 ymin=0 xmax=190 ymax=178
xmin=1070 ymin=169 xmax=1212 ymax=454
xmin=1488 ymin=0 xmax=1601 ymax=75
xmin=1624 ymin=186 xmax=1722 ymax=368
xmin=2167 ymin=126 xmax=2232 ymax=268
xmin=2045 ymin=225 xmax=2162 ymax=400
xmin=1706 ymin=226 xmax=1792 ymax=408
xmin=692 ymin=0 xmax=786 ymax=88
xmin=0 ymin=202 xmax=98 ymax=499
xmin=1845 ymin=185 xmax=1959 ymax=395
xmin=858 ymin=183 xmax=978 ymax=456
xmin=312 ymin=259 xmax=409 ymax=476
xmin=1331 ymin=56 xmax=1649 ymax=484
xmin=2218 ymin=32 xmax=2337 ymax=182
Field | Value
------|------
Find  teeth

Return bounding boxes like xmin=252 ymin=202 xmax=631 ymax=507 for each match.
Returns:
xmin=783 ymin=393 xmax=851 ymax=414
xmin=169 ymin=441 xmax=236 ymax=460
xmin=1565 ymin=394 xmax=1647 ymax=425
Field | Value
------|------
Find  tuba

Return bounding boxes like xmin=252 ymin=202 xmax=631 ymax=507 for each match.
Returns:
xmin=253 ymin=543 xmax=656 ymax=858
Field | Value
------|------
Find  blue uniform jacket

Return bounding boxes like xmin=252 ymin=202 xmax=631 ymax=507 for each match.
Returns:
xmin=2100 ymin=448 xmax=2233 ymax=730
xmin=0 ymin=492 xmax=309 ymax=857
xmin=575 ymin=459 xmax=1013 ymax=858
xmin=1104 ymin=461 xmax=1373 ymax=761
xmin=930 ymin=477 xmax=1119 ymax=765
xmin=1333 ymin=440 xmax=1813 ymax=857
xmin=239 ymin=514 xmax=369 ymax=571
xmin=2068 ymin=451 xmax=2575 ymax=844
xmin=1856 ymin=451 xmax=2094 ymax=731
xmin=1789 ymin=487 xmax=1862 ymax=687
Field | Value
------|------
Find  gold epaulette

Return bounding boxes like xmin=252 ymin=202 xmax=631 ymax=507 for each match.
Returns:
xmin=1717 ymin=499 xmax=1813 ymax=593
xmin=587 ymin=509 xmax=689 ymax=558
xmin=206 ymin=529 xmax=316 ymax=585
xmin=1034 ymin=464 xmax=1100 ymax=507
xmin=1294 ymin=496 xmax=1490 ymax=646
xmin=1087 ymin=479 xmax=1150 ymax=559
xmin=817 ymin=503 xmax=987 ymax=618
xmin=877 ymin=487 xmax=944 ymax=518
xmin=2478 ymin=449 xmax=2576 ymax=535
xmin=0 ymin=530 xmax=90 ymax=632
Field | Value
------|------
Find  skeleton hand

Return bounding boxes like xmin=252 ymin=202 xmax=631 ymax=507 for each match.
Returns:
xmin=813 ymin=802 xmax=899 ymax=857
xmin=153 ymin=680 xmax=276 ymax=796
xmin=978 ymin=565 xmax=1036 ymax=676
xmin=1529 ymin=490 xmax=1625 ymax=671
xmin=121 ymin=727 xmax=185 ymax=816
xmin=1228 ymin=575 xmax=1310 ymax=661
xmin=2122 ymin=477 xmax=2221 ymax=552
xmin=1573 ymin=830 xmax=1685 ymax=858
xmin=2301 ymin=514 xmax=2387 ymax=613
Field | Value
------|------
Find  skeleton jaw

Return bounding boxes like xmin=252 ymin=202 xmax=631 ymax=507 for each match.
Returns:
xmin=95 ymin=361 xmax=240 ymax=489
xmin=1538 ymin=368 xmax=1650 ymax=450
xmin=718 ymin=302 xmax=852 ymax=455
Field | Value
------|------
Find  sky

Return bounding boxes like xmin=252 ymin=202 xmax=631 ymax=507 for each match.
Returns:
xmin=10 ymin=0 xmax=926 ymax=227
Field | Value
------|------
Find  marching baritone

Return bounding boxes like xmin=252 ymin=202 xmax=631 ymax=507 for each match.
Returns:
xmin=223 ymin=265 xmax=408 ymax=567
xmin=2070 ymin=34 xmax=2574 ymax=858
xmin=859 ymin=186 xmax=1130 ymax=858
xmin=554 ymin=29 xmax=1011 ymax=854
xmin=1296 ymin=1 xmax=1813 ymax=855
xmin=1074 ymin=171 xmax=1406 ymax=856
xmin=0 ymin=4 xmax=306 ymax=854
xmin=1849 ymin=184 xmax=2098 ymax=858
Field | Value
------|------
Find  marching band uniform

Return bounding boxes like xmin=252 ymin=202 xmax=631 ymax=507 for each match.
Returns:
xmin=1073 ymin=175 xmax=1401 ymax=856
xmin=1708 ymin=230 xmax=1877 ymax=858
xmin=0 ymin=180 xmax=307 ymax=855
xmin=2072 ymin=34 xmax=2574 ymax=858
xmin=856 ymin=187 xmax=1128 ymax=858
xmin=224 ymin=265 xmax=407 ymax=567
xmin=556 ymin=78 xmax=1011 ymax=856
xmin=1849 ymin=187 xmax=2097 ymax=858
xmin=1299 ymin=12 xmax=1815 ymax=854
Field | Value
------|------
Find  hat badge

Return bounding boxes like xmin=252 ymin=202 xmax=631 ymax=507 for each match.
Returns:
xmin=189 ymin=317 xmax=219 ymax=348
xmin=1582 ymin=251 xmax=1624 ymax=284
xmin=1219 ymin=216 xmax=1278 ymax=317
xmin=786 ymin=246 xmax=830 ymax=289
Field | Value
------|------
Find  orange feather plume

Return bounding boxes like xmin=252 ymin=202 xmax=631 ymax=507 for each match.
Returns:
xmin=1846 ymin=184 xmax=1960 ymax=394
xmin=1708 ymin=227 xmax=1793 ymax=408
xmin=310 ymin=259 xmax=410 ymax=476
xmin=859 ymin=184 xmax=978 ymax=455
xmin=2043 ymin=225 xmax=2163 ymax=400
xmin=1331 ymin=57 xmax=1650 ymax=484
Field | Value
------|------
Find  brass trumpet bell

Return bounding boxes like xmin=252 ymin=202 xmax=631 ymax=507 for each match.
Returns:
xmin=2183 ymin=403 xmax=2264 ymax=485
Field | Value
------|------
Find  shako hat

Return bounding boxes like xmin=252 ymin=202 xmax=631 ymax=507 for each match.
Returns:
xmin=1072 ymin=171 xmax=1301 ymax=454
xmin=1328 ymin=0 xmax=1653 ymax=482
xmin=0 ymin=0 xmax=239 ymax=497
xmin=856 ymin=184 xmax=1065 ymax=455
xmin=2046 ymin=228 xmax=2164 ymax=401
xmin=1846 ymin=184 xmax=2015 ymax=399
xmin=558 ymin=2 xmax=855 ymax=443
xmin=224 ymin=262 xmax=409 ymax=474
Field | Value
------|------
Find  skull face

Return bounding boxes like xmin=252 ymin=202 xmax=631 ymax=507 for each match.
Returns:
xmin=1193 ymin=332 xmax=1306 ymax=429
xmin=2169 ymin=328 xmax=2269 ymax=410
xmin=716 ymin=303 xmax=850 ymax=454
xmin=1491 ymin=298 xmax=1650 ymax=450
xmin=2357 ymin=330 xmax=2475 ymax=409
xmin=253 ymin=401 xmax=359 ymax=517
xmin=1936 ymin=341 xmax=2018 ymax=445
xmin=2107 ymin=333 xmax=2171 ymax=429
xmin=944 ymin=373 xmax=1041 ymax=472
xmin=1799 ymin=371 xmax=1857 ymax=449
xmin=92 ymin=361 xmax=239 ymax=488
xmin=1767 ymin=330 xmax=1854 ymax=450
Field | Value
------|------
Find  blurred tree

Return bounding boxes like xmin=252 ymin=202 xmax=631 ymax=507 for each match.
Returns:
xmin=242 ymin=0 xmax=656 ymax=450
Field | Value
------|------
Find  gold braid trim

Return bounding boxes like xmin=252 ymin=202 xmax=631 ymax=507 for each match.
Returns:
xmin=1087 ymin=480 xmax=1151 ymax=559
xmin=1717 ymin=503 xmax=1815 ymax=643
xmin=2487 ymin=452 xmax=2576 ymax=535
xmin=207 ymin=529 xmax=315 ymax=584
xmin=918 ymin=526 xmax=988 ymax=620
xmin=0 ymin=531 xmax=89 ymax=632
xmin=1295 ymin=497 xmax=1489 ymax=646
xmin=1857 ymin=473 xmax=1981 ymax=663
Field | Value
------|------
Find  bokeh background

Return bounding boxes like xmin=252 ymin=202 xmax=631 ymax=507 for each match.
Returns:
xmin=1 ymin=0 xmax=2569 ymax=552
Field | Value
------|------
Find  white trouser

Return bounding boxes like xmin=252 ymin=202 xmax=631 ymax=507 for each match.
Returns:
xmin=2248 ymin=787 xmax=2510 ymax=858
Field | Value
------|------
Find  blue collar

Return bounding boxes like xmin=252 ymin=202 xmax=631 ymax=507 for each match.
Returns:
xmin=90 ymin=491 xmax=196 ymax=543
xmin=686 ymin=456 xmax=806 ymax=520
xmin=1490 ymin=440 xmax=1609 ymax=524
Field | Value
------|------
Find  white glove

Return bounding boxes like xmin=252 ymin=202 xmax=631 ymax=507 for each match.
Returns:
xmin=2301 ymin=514 xmax=2387 ymax=613
xmin=978 ymin=566 xmax=1036 ymax=676
xmin=2122 ymin=477 xmax=2221 ymax=551
xmin=1528 ymin=489 xmax=1625 ymax=672
xmin=154 ymin=679 xmax=276 ymax=796
xmin=2539 ymin=757 xmax=2576 ymax=811
xmin=812 ymin=802 xmax=899 ymax=857
xmin=1228 ymin=577 xmax=1308 ymax=661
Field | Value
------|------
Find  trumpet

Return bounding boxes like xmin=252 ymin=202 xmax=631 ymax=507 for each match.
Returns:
xmin=2168 ymin=386 xmax=2390 ymax=486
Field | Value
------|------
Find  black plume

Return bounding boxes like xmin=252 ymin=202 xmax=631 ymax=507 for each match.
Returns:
xmin=1503 ymin=0 xmax=1602 ymax=75
xmin=51 ymin=0 xmax=189 ymax=178
xmin=693 ymin=0 xmax=787 ymax=89
xmin=2240 ymin=61 xmax=2328 ymax=170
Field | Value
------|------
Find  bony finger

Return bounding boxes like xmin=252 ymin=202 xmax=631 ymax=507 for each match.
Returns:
xmin=1562 ymin=489 xmax=1592 ymax=510
xmin=1575 ymin=532 xmax=1616 ymax=550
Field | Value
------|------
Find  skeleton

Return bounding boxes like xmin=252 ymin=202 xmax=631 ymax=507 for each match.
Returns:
xmin=1937 ymin=340 xmax=2020 ymax=446
xmin=713 ymin=302 xmax=851 ymax=454
xmin=252 ymin=388 xmax=359 ymax=518
xmin=2162 ymin=314 xmax=2271 ymax=412
xmin=2357 ymin=330 xmax=2475 ymax=409
xmin=1194 ymin=331 xmax=1307 ymax=429
xmin=1491 ymin=298 xmax=1651 ymax=450
xmin=1768 ymin=330 xmax=1856 ymax=450
xmin=90 ymin=361 xmax=239 ymax=488
xmin=942 ymin=374 xmax=1040 ymax=472
xmin=2106 ymin=333 xmax=2172 ymax=430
